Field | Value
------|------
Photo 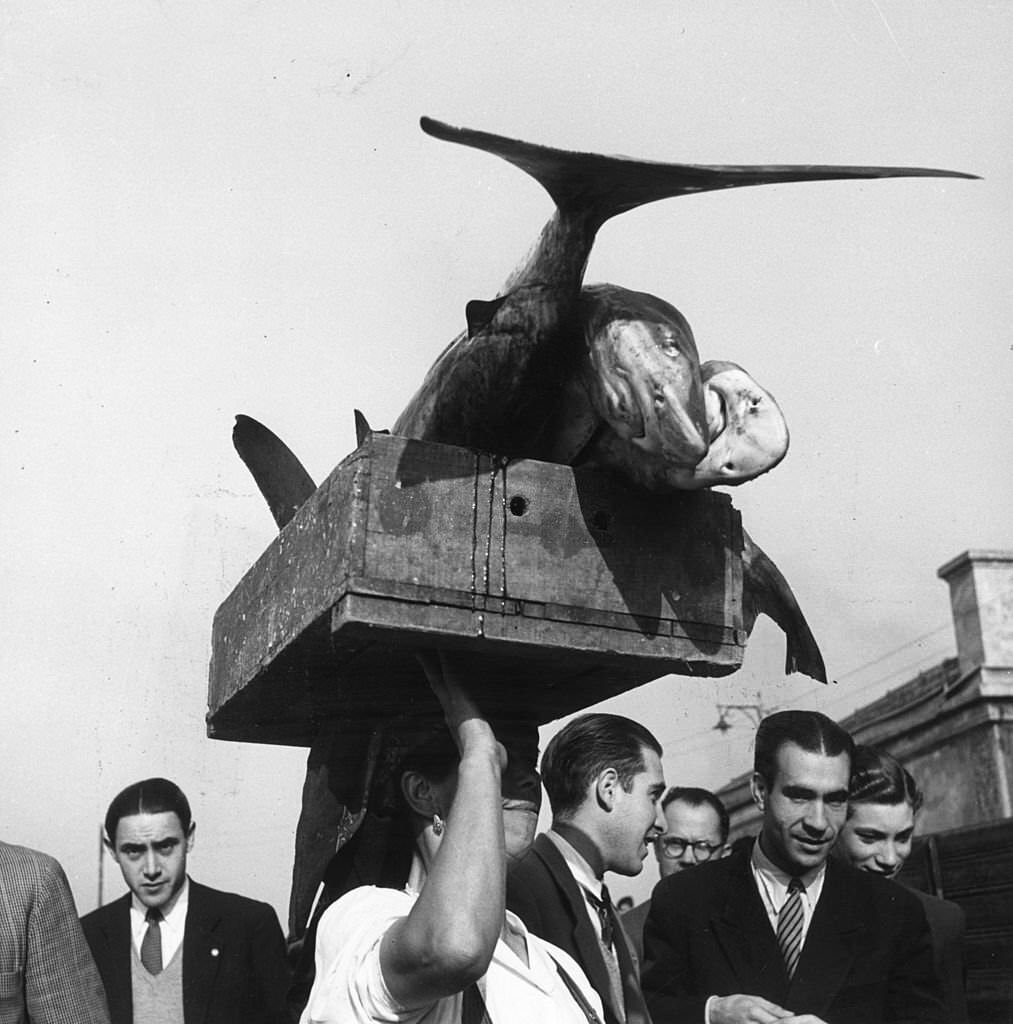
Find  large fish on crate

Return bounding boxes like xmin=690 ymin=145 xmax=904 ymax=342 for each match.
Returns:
xmin=393 ymin=116 xmax=976 ymax=490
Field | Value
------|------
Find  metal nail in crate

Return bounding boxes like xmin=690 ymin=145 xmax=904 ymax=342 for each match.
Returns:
xmin=207 ymin=431 xmax=745 ymax=746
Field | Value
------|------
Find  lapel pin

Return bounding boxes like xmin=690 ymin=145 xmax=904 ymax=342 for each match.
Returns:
xmin=211 ymin=948 xmax=220 ymax=957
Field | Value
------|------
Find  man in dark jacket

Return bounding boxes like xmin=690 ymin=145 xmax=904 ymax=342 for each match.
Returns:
xmin=82 ymin=778 xmax=291 ymax=1024
xmin=642 ymin=711 xmax=943 ymax=1024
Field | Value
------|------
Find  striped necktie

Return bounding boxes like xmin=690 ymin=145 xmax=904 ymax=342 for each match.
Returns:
xmin=776 ymin=877 xmax=805 ymax=978
xmin=140 ymin=907 xmax=163 ymax=975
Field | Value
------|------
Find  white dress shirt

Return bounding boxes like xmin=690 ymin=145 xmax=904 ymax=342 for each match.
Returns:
xmin=129 ymin=876 xmax=189 ymax=968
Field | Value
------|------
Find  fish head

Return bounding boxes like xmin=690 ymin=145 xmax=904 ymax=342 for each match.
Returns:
xmin=585 ymin=308 xmax=708 ymax=469
xmin=674 ymin=360 xmax=789 ymax=488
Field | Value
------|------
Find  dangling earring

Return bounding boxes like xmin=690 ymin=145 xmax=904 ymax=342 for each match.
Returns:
xmin=432 ymin=813 xmax=445 ymax=837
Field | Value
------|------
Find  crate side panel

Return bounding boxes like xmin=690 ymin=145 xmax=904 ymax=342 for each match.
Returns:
xmin=361 ymin=435 xmax=487 ymax=593
xmin=486 ymin=458 xmax=743 ymax=635
xmin=208 ymin=450 xmax=368 ymax=714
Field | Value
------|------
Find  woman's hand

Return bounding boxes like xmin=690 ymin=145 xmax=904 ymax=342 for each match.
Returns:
xmin=416 ymin=650 xmax=506 ymax=771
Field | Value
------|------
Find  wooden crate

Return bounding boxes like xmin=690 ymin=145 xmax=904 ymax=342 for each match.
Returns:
xmin=899 ymin=818 xmax=1013 ymax=1024
xmin=207 ymin=432 xmax=746 ymax=746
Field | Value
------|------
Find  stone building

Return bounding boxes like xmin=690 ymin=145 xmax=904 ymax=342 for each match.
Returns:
xmin=717 ymin=549 xmax=1013 ymax=839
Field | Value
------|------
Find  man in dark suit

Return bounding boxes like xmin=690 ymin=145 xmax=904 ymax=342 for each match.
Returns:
xmin=642 ymin=711 xmax=943 ymax=1024
xmin=81 ymin=778 xmax=291 ymax=1024
xmin=507 ymin=713 xmax=666 ymax=1024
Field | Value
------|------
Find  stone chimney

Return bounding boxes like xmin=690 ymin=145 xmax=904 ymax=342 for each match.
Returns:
xmin=937 ymin=550 xmax=1013 ymax=677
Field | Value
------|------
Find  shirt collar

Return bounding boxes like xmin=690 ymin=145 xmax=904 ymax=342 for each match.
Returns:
xmin=751 ymin=838 xmax=826 ymax=906
xmin=547 ymin=828 xmax=602 ymax=899
xmin=130 ymin=875 xmax=189 ymax=925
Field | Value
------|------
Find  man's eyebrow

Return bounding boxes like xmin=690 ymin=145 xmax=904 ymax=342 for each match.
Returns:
xmin=780 ymin=785 xmax=817 ymax=799
xmin=649 ymin=783 xmax=666 ymax=798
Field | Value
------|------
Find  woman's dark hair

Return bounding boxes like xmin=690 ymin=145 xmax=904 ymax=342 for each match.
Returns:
xmin=104 ymin=777 xmax=192 ymax=843
xmin=847 ymin=744 xmax=923 ymax=816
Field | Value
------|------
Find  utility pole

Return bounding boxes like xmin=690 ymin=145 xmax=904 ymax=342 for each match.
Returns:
xmin=97 ymin=822 xmax=104 ymax=908
xmin=712 ymin=692 xmax=774 ymax=733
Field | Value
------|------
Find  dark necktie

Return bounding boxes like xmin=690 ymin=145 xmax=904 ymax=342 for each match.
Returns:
xmin=586 ymin=885 xmax=626 ymax=1020
xmin=584 ymin=884 xmax=615 ymax=950
xmin=140 ymin=907 xmax=163 ymax=975
xmin=776 ymin=877 xmax=805 ymax=979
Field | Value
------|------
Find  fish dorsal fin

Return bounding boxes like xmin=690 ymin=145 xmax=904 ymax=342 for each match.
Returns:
xmin=354 ymin=409 xmax=372 ymax=447
xmin=232 ymin=414 xmax=317 ymax=530
xmin=465 ymin=296 xmax=508 ymax=338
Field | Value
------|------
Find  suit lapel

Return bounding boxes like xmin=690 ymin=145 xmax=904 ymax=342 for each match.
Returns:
xmin=100 ymin=896 xmax=135 ymax=1024
xmin=612 ymin=911 xmax=651 ymax=1024
xmin=788 ymin=860 xmax=862 ymax=1014
xmin=182 ymin=881 xmax=224 ymax=1024
xmin=710 ymin=852 xmax=788 ymax=1002
xmin=533 ymin=835 xmax=621 ymax=1024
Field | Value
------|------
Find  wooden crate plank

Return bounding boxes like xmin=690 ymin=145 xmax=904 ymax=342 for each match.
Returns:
xmin=208 ymin=432 xmax=747 ymax=746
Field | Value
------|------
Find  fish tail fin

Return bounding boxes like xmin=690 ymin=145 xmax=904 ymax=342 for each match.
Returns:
xmin=233 ymin=414 xmax=317 ymax=530
xmin=421 ymin=117 xmax=978 ymax=226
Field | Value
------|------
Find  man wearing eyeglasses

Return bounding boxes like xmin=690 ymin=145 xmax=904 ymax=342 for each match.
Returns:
xmin=622 ymin=787 xmax=729 ymax=961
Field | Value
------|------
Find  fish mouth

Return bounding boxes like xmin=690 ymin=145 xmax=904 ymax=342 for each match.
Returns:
xmin=678 ymin=361 xmax=789 ymax=488
xmin=705 ymin=384 xmax=728 ymax=440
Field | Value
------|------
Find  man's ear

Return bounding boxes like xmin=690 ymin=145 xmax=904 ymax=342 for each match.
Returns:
xmin=595 ymin=767 xmax=620 ymax=811
xmin=185 ymin=821 xmax=196 ymax=854
xmin=749 ymin=771 xmax=768 ymax=812
xmin=401 ymin=771 xmax=441 ymax=818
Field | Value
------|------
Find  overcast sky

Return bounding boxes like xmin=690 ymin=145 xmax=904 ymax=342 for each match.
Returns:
xmin=3 ymin=1 xmax=1010 ymax=918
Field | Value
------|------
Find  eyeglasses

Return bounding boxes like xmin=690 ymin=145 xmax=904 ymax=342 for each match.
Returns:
xmin=657 ymin=837 xmax=723 ymax=861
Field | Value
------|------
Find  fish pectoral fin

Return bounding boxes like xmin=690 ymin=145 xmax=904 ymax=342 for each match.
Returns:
xmin=465 ymin=295 xmax=509 ymax=338
xmin=742 ymin=529 xmax=828 ymax=684
xmin=233 ymin=414 xmax=317 ymax=530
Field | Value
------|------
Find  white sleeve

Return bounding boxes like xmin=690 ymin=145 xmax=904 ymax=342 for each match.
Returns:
xmin=300 ymin=886 xmax=431 ymax=1024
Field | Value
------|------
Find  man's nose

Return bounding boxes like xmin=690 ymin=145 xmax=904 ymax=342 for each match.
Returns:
xmin=677 ymin=846 xmax=696 ymax=866
xmin=142 ymin=852 xmax=160 ymax=877
xmin=802 ymin=801 xmax=828 ymax=833
xmin=878 ymin=842 xmax=900 ymax=868
xmin=649 ymin=801 xmax=665 ymax=832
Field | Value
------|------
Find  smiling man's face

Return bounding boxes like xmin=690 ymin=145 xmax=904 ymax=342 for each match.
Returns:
xmin=108 ymin=811 xmax=194 ymax=912
xmin=752 ymin=742 xmax=850 ymax=877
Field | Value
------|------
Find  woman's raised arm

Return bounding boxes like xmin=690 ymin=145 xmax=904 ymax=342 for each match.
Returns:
xmin=379 ymin=651 xmax=508 ymax=1008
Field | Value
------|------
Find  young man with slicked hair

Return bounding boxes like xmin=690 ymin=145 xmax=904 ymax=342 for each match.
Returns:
xmin=507 ymin=713 xmax=666 ymax=1024
xmin=82 ymin=778 xmax=292 ymax=1024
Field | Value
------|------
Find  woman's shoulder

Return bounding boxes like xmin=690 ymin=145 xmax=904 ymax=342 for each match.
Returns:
xmin=317 ymin=886 xmax=416 ymax=946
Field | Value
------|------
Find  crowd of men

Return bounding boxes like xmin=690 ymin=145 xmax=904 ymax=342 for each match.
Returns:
xmin=0 ymin=708 xmax=959 ymax=1023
